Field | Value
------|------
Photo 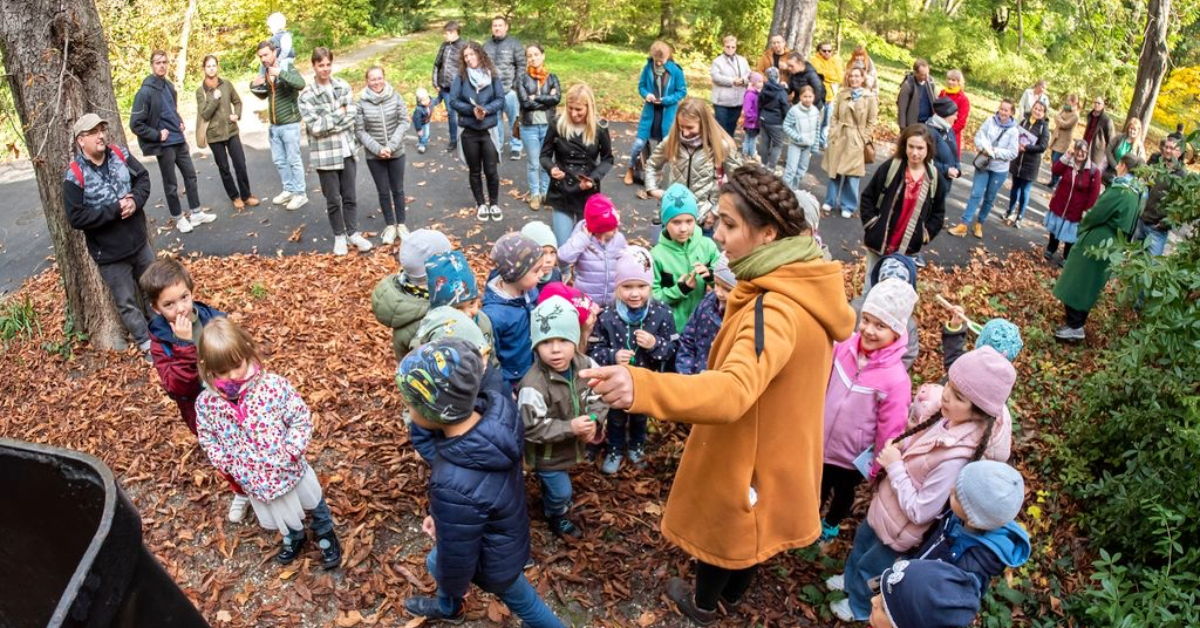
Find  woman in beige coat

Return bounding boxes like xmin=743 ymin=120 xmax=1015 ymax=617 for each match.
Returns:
xmin=1048 ymin=94 xmax=1079 ymax=187
xmin=822 ymin=67 xmax=878 ymax=219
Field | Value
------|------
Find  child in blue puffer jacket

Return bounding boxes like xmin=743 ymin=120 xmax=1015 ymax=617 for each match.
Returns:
xmin=482 ymin=233 xmax=545 ymax=386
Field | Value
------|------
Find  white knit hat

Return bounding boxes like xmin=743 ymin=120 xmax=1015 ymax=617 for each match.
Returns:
xmin=862 ymin=278 xmax=918 ymax=335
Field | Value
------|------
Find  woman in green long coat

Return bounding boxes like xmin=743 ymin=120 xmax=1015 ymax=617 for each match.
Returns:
xmin=1052 ymin=153 xmax=1145 ymax=341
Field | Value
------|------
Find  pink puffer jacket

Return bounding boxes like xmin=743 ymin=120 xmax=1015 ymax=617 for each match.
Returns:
xmin=557 ymin=220 xmax=628 ymax=308
xmin=823 ymin=332 xmax=912 ymax=475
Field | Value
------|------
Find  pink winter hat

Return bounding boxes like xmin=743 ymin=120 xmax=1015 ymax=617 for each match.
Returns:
xmin=614 ymin=246 xmax=654 ymax=287
xmin=537 ymin=281 xmax=595 ymax=325
xmin=947 ymin=346 xmax=1017 ymax=419
xmin=584 ymin=194 xmax=620 ymax=234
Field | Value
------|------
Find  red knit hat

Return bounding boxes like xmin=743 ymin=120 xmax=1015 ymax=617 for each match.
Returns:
xmin=584 ymin=194 xmax=620 ymax=234
xmin=536 ymin=282 xmax=596 ymax=325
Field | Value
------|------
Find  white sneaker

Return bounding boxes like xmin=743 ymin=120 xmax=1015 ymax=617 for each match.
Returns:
xmin=476 ymin=204 xmax=490 ymax=221
xmin=396 ymin=224 xmax=411 ymax=241
xmin=271 ymin=191 xmax=293 ymax=205
xmin=841 ymin=209 xmax=854 ymax=219
xmin=188 ymin=210 xmax=217 ymax=225
xmin=826 ymin=574 xmax=845 ymax=592
xmin=348 ymin=232 xmax=373 ymax=252
xmin=227 ymin=494 xmax=250 ymax=523
xmin=489 ymin=204 xmax=503 ymax=222
xmin=381 ymin=225 xmax=397 ymax=245
xmin=333 ymin=235 xmax=348 ymax=256
xmin=285 ymin=194 xmax=309 ymax=211
xmin=821 ymin=203 xmax=832 ymax=215
xmin=830 ymin=598 xmax=854 ymax=622
xmin=175 ymin=215 xmax=193 ymax=233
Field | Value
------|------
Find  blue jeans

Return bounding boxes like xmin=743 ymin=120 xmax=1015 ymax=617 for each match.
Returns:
xmin=1049 ymin=151 xmax=1064 ymax=187
xmin=742 ymin=129 xmax=759 ymax=159
xmin=961 ymin=169 xmax=1008 ymax=225
xmin=269 ymin=122 xmax=305 ymax=194
xmin=425 ymin=549 xmax=564 ymax=628
xmin=784 ymin=144 xmax=814 ymax=190
xmin=819 ymin=102 xmax=832 ymax=149
xmin=520 ymin=124 xmax=550 ymax=197
xmin=433 ymin=88 xmax=458 ymax=144
xmin=713 ymin=105 xmax=742 ymax=137
xmin=1135 ymin=220 xmax=1168 ymax=257
xmin=824 ymin=174 xmax=861 ymax=213
xmin=628 ymin=136 xmax=649 ymax=169
xmin=1007 ymin=177 xmax=1035 ymax=220
xmin=536 ymin=470 xmax=572 ymax=517
xmin=607 ymin=410 xmax=647 ymax=452
xmin=843 ymin=522 xmax=901 ymax=620
xmin=551 ymin=209 xmax=576 ymax=247
xmin=416 ymin=123 xmax=430 ymax=148
xmin=498 ymin=90 xmax=522 ymax=154
xmin=284 ymin=497 xmax=335 ymax=541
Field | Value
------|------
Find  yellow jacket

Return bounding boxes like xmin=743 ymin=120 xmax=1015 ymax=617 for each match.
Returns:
xmin=811 ymin=54 xmax=845 ymax=100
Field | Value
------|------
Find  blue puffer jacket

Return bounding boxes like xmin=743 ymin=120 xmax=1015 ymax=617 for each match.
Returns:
xmin=411 ymin=366 xmax=509 ymax=463
xmin=482 ymin=277 xmax=535 ymax=385
xmin=427 ymin=390 xmax=530 ymax=600
xmin=910 ymin=509 xmax=1031 ymax=595
xmin=675 ymin=291 xmax=724 ymax=374
xmin=635 ymin=59 xmax=688 ymax=141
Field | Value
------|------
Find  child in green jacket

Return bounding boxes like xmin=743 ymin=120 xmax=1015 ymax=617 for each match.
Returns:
xmin=651 ymin=183 xmax=722 ymax=331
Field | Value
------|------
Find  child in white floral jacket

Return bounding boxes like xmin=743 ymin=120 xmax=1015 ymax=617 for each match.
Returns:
xmin=195 ymin=318 xmax=342 ymax=569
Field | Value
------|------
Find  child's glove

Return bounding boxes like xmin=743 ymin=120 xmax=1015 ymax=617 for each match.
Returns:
xmin=911 ymin=383 xmax=944 ymax=424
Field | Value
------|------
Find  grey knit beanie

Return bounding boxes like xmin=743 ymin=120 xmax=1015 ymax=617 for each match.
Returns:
xmin=955 ymin=460 xmax=1025 ymax=531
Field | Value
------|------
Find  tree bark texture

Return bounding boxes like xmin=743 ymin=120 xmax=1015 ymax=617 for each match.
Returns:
xmin=770 ymin=0 xmax=819 ymax=56
xmin=1127 ymin=0 xmax=1171 ymax=133
xmin=0 ymin=0 xmax=132 ymax=349
xmin=175 ymin=0 xmax=198 ymax=87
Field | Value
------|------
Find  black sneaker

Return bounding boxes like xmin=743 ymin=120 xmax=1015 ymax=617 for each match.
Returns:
xmin=316 ymin=531 xmax=342 ymax=570
xmin=549 ymin=515 xmax=582 ymax=539
xmin=446 ymin=142 xmax=457 ymax=152
xmin=404 ymin=597 xmax=466 ymax=624
xmin=510 ymin=150 xmax=522 ymax=161
xmin=276 ymin=533 xmax=306 ymax=565
xmin=666 ymin=577 xmax=717 ymax=626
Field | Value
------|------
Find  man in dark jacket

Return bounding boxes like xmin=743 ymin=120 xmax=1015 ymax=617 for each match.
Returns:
xmin=397 ymin=340 xmax=565 ymax=628
xmin=483 ymin=15 xmax=526 ymax=161
xmin=896 ymin=59 xmax=937 ymax=129
xmin=1136 ymin=134 xmax=1185 ymax=256
xmin=62 ymin=113 xmax=155 ymax=355
xmin=129 ymin=50 xmax=214 ymax=233
xmin=431 ymin=21 xmax=465 ymax=151
xmin=784 ymin=52 xmax=826 ymax=107
xmin=250 ymin=40 xmax=309 ymax=210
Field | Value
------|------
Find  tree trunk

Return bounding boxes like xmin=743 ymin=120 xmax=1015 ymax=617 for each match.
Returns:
xmin=835 ymin=0 xmax=845 ymax=54
xmin=1127 ymin=0 xmax=1171 ymax=132
xmin=0 ymin=0 xmax=130 ymax=350
xmin=659 ymin=0 xmax=675 ymax=40
xmin=175 ymin=0 xmax=198 ymax=86
xmin=770 ymin=0 xmax=819 ymax=56
xmin=1017 ymin=0 xmax=1024 ymax=53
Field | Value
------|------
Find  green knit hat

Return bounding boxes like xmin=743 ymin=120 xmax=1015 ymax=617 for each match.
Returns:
xmin=530 ymin=295 xmax=580 ymax=347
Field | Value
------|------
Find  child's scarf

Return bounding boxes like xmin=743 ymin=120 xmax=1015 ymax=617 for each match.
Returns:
xmin=616 ymin=301 xmax=648 ymax=325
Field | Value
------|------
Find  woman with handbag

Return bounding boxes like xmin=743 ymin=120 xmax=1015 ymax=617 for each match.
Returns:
xmin=949 ymin=99 xmax=1019 ymax=239
xmin=822 ymin=67 xmax=878 ymax=219
xmin=541 ymin=83 xmax=614 ymax=244
xmin=196 ymin=55 xmax=257 ymax=210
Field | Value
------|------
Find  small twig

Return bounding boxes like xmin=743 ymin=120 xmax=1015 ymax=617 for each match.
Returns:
xmin=934 ymin=294 xmax=981 ymax=332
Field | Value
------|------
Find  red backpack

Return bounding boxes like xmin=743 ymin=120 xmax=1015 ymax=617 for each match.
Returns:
xmin=69 ymin=144 xmax=127 ymax=188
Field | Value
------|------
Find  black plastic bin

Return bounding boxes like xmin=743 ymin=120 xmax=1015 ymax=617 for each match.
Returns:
xmin=0 ymin=439 xmax=210 ymax=628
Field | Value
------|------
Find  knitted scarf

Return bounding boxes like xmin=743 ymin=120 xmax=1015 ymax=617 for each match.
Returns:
xmin=729 ymin=235 xmax=823 ymax=280
xmin=527 ymin=63 xmax=549 ymax=87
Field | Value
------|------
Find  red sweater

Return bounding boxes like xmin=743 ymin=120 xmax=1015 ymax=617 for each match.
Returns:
xmin=1049 ymin=160 xmax=1103 ymax=222
xmin=939 ymin=89 xmax=971 ymax=159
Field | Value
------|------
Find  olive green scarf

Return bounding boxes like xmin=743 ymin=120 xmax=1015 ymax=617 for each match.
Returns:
xmin=729 ymin=235 xmax=823 ymax=280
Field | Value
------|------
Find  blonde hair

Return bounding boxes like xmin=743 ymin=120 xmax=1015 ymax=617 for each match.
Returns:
xmin=661 ymin=97 xmax=734 ymax=172
xmin=947 ymin=69 xmax=965 ymax=84
xmin=650 ymin=41 xmax=672 ymax=62
xmin=197 ymin=318 xmax=261 ymax=390
xmin=557 ymin=83 xmax=599 ymax=147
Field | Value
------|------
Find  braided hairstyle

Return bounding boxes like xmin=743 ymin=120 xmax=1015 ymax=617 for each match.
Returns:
xmin=874 ymin=406 xmax=998 ymax=483
xmin=720 ymin=163 xmax=810 ymax=238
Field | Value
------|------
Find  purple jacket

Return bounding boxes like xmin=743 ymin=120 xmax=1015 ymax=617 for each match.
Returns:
xmin=557 ymin=220 xmax=628 ymax=308
xmin=742 ymin=89 xmax=760 ymax=130
xmin=823 ymin=331 xmax=912 ymax=475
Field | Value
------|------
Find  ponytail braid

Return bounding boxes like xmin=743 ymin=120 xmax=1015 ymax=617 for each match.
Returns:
xmin=969 ymin=414 xmax=998 ymax=462
xmin=722 ymin=163 xmax=809 ymax=237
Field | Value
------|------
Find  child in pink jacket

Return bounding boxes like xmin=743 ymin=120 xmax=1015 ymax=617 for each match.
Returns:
xmin=820 ymin=279 xmax=917 ymax=545
xmin=558 ymin=194 xmax=628 ymax=308
xmin=826 ymin=346 xmax=1015 ymax=622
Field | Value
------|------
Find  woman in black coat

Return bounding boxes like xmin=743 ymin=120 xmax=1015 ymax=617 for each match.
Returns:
xmin=450 ymin=41 xmax=507 ymax=222
xmin=1004 ymin=101 xmax=1050 ymax=228
xmin=540 ymin=82 xmax=614 ymax=244
xmin=859 ymin=124 xmax=947 ymax=293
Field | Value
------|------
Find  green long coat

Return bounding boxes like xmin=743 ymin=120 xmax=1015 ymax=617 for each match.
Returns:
xmin=1053 ymin=178 xmax=1142 ymax=311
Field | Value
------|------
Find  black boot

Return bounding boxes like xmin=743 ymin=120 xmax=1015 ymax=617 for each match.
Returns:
xmin=276 ymin=532 xmax=306 ymax=565
xmin=316 ymin=530 xmax=342 ymax=570
xmin=667 ymin=577 xmax=717 ymax=626
xmin=548 ymin=514 xmax=582 ymax=539
xmin=404 ymin=596 xmax=466 ymax=624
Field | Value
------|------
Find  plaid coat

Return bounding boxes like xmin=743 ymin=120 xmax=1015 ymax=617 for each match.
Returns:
xmin=298 ymin=77 xmax=358 ymax=171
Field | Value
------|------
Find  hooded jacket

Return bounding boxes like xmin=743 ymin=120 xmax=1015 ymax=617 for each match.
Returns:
xmin=635 ymin=59 xmax=688 ymax=141
xmin=973 ymin=114 xmax=1020 ymax=173
xmin=651 ymin=228 xmax=722 ymax=331
xmin=756 ymin=79 xmax=791 ymax=127
xmin=675 ymin=290 xmax=724 ymax=375
xmin=824 ymin=331 xmax=913 ymax=474
xmin=148 ymin=302 xmax=226 ymax=434
xmin=926 ymin=117 xmax=960 ymax=181
xmin=130 ymin=75 xmax=183 ymax=156
xmin=355 ymin=83 xmax=411 ymax=159
xmin=518 ymin=353 xmax=609 ymax=471
xmin=426 ymin=390 xmax=531 ymax=599
xmin=912 ymin=511 xmax=1032 ymax=595
xmin=557 ymin=222 xmax=629 ymax=308
xmin=1048 ymin=156 xmax=1103 ymax=223
xmin=625 ymin=254 xmax=857 ymax=568
xmin=449 ymin=71 xmax=506 ymax=132
xmin=371 ymin=273 xmax=431 ymax=360
xmin=937 ymin=88 xmax=971 ymax=159
xmin=481 ymin=277 xmax=535 ymax=385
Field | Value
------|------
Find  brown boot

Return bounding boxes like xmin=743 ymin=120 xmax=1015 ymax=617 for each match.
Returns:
xmin=623 ymin=168 xmax=634 ymax=186
xmin=244 ymin=196 xmax=261 ymax=207
xmin=667 ymin=578 xmax=717 ymax=626
xmin=233 ymin=198 xmax=245 ymax=210
xmin=948 ymin=224 xmax=968 ymax=237
xmin=973 ymin=223 xmax=984 ymax=239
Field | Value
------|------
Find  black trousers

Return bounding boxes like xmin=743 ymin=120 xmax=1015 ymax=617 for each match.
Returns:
xmin=461 ymin=127 xmax=499 ymax=205
xmin=1064 ymin=304 xmax=1089 ymax=329
xmin=209 ymin=135 xmax=252 ymax=201
xmin=155 ymin=143 xmax=200 ymax=217
xmin=1046 ymin=235 xmax=1073 ymax=259
xmin=317 ymin=158 xmax=358 ymax=236
xmin=366 ymin=155 xmax=406 ymax=225
xmin=820 ymin=463 xmax=863 ymax=527
xmin=695 ymin=561 xmax=757 ymax=611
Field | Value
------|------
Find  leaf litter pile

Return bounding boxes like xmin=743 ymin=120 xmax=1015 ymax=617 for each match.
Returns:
xmin=1 ymin=245 xmax=1113 ymax=627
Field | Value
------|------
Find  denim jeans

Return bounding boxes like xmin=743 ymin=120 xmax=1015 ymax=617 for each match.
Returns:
xmin=536 ymin=470 xmax=572 ymax=518
xmin=1007 ymin=176 xmax=1035 ymax=220
xmin=551 ymin=210 xmax=576 ymax=247
xmin=606 ymin=410 xmax=647 ymax=452
xmin=741 ymin=129 xmax=759 ymax=159
xmin=269 ymin=122 xmax=305 ymax=194
xmin=784 ymin=144 xmax=814 ymax=190
xmin=819 ymin=102 xmax=832 ymax=149
xmin=628 ymin=136 xmax=649 ymax=169
xmin=1048 ymin=151 xmax=1064 ymax=187
xmin=757 ymin=124 xmax=785 ymax=169
xmin=713 ymin=105 xmax=742 ymax=137
xmin=961 ymin=169 xmax=1008 ymax=225
xmin=843 ymin=522 xmax=901 ymax=620
xmin=499 ymin=90 xmax=522 ymax=154
xmin=416 ymin=124 xmax=430 ymax=148
xmin=284 ymin=497 xmax=335 ymax=541
xmin=520 ymin=124 xmax=550 ymax=197
xmin=1135 ymin=220 xmax=1168 ymax=257
xmin=97 ymin=242 xmax=156 ymax=347
xmin=824 ymin=174 xmax=861 ymax=213
xmin=433 ymin=88 xmax=458 ymax=144
xmin=426 ymin=549 xmax=564 ymax=627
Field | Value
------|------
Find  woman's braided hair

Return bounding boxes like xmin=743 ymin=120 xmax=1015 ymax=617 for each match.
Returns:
xmin=721 ymin=163 xmax=809 ymax=237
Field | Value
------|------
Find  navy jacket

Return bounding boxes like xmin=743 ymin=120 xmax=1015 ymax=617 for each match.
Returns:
xmin=787 ymin=61 xmax=827 ymax=106
xmin=426 ymin=390 xmax=531 ymax=600
xmin=757 ymin=81 xmax=791 ymax=127
xmin=911 ymin=510 xmax=1032 ymax=595
xmin=449 ymin=72 xmax=506 ymax=132
xmin=129 ymin=75 xmax=183 ymax=156
xmin=675 ymin=291 xmax=723 ymax=375
xmin=481 ymin=278 xmax=535 ymax=385
xmin=411 ymin=365 xmax=508 ymax=463
xmin=588 ymin=299 xmax=677 ymax=372
xmin=926 ymin=121 xmax=960 ymax=182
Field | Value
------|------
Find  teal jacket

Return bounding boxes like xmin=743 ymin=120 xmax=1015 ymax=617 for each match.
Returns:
xmin=651 ymin=228 xmax=721 ymax=331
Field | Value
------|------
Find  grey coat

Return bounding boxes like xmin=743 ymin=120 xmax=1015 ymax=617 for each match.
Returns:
xmin=645 ymin=139 xmax=743 ymax=219
xmin=355 ymin=84 xmax=411 ymax=159
xmin=896 ymin=73 xmax=937 ymax=129
xmin=483 ymin=36 xmax=526 ymax=93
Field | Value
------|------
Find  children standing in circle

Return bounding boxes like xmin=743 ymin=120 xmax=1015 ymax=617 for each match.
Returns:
xmin=588 ymin=247 xmax=677 ymax=474
xmin=650 ymin=184 xmax=721 ymax=332
xmin=194 ymin=318 xmax=342 ymax=569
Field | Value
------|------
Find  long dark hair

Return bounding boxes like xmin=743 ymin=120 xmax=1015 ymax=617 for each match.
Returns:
xmin=720 ymin=163 xmax=809 ymax=237
xmin=459 ymin=41 xmax=498 ymax=78
xmin=896 ymin=124 xmax=935 ymax=167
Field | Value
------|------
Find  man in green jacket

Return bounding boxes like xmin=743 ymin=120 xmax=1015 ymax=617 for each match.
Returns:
xmin=251 ymin=40 xmax=308 ymax=211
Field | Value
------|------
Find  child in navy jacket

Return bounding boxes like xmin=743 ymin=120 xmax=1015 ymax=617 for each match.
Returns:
xmin=482 ymin=233 xmax=544 ymax=386
xmin=675 ymin=256 xmax=735 ymax=374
